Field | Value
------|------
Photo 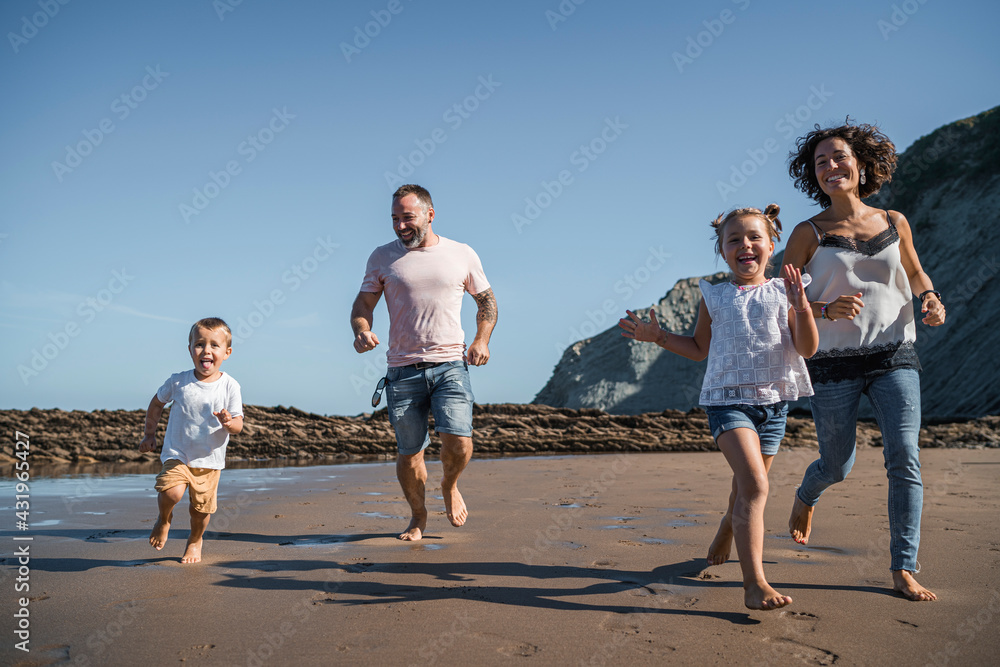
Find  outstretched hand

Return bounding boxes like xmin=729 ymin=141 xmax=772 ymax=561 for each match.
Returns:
xmin=619 ymin=309 xmax=664 ymax=344
xmin=781 ymin=264 xmax=810 ymax=312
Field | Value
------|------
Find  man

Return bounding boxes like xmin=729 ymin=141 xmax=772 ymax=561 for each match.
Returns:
xmin=351 ymin=184 xmax=497 ymax=541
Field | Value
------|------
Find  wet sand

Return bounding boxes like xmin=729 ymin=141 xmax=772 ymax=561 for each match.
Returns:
xmin=3 ymin=447 xmax=999 ymax=666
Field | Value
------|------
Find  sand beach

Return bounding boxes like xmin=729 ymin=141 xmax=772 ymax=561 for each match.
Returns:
xmin=3 ymin=445 xmax=999 ymax=666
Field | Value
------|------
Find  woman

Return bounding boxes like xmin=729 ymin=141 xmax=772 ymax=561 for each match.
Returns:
xmin=783 ymin=120 xmax=945 ymax=601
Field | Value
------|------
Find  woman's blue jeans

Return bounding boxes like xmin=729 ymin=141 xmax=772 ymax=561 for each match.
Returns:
xmin=796 ymin=368 xmax=923 ymax=572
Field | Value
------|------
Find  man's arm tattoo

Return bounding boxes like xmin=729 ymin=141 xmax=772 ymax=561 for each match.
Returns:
xmin=473 ymin=288 xmax=497 ymax=323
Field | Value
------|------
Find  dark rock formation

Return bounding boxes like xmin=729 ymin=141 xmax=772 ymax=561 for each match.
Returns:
xmin=534 ymin=107 xmax=1000 ymax=420
xmin=2 ymin=405 xmax=997 ymax=472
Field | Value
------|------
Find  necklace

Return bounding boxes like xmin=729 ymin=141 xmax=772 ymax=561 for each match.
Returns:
xmin=732 ymin=279 xmax=767 ymax=291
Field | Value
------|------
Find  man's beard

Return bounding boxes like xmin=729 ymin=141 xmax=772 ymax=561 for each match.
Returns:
xmin=398 ymin=225 xmax=427 ymax=249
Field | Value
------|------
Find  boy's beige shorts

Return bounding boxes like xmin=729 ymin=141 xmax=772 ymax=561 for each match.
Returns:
xmin=154 ymin=459 xmax=222 ymax=514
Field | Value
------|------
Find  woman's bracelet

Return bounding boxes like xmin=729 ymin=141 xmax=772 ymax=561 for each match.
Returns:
xmin=820 ymin=304 xmax=835 ymax=321
xmin=793 ymin=305 xmax=810 ymax=313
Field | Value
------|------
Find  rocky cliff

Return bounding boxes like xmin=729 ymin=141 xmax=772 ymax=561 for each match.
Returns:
xmin=534 ymin=107 xmax=1000 ymax=419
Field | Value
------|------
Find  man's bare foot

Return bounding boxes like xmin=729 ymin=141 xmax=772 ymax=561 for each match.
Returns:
xmin=745 ymin=583 xmax=793 ymax=611
xmin=442 ymin=482 xmax=468 ymax=527
xmin=399 ymin=510 xmax=427 ymax=541
xmin=149 ymin=517 xmax=170 ymax=550
xmin=893 ymin=570 xmax=937 ymax=601
xmin=788 ymin=496 xmax=814 ymax=545
xmin=707 ymin=515 xmax=733 ymax=565
xmin=181 ymin=540 xmax=202 ymax=564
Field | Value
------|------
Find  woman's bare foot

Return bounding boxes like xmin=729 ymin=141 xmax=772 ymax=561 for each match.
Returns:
xmin=149 ymin=516 xmax=170 ymax=550
xmin=893 ymin=570 xmax=937 ymax=601
xmin=745 ymin=583 xmax=793 ymax=611
xmin=707 ymin=514 xmax=733 ymax=565
xmin=442 ymin=482 xmax=468 ymax=527
xmin=788 ymin=496 xmax=814 ymax=544
xmin=181 ymin=539 xmax=202 ymax=564
xmin=399 ymin=509 xmax=427 ymax=541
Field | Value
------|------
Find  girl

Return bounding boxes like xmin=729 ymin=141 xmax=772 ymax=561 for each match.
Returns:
xmin=619 ymin=204 xmax=818 ymax=611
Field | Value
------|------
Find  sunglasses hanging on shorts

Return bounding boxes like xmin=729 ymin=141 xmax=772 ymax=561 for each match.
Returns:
xmin=372 ymin=377 xmax=387 ymax=408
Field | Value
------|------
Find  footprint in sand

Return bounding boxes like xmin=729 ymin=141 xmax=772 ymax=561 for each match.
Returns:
xmin=763 ymin=638 xmax=838 ymax=666
xmin=780 ymin=610 xmax=820 ymax=632
xmin=498 ymin=642 xmax=539 ymax=657
xmin=631 ymin=584 xmax=699 ymax=607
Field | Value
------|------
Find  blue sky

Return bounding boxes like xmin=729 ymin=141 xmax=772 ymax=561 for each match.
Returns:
xmin=1 ymin=0 xmax=997 ymax=415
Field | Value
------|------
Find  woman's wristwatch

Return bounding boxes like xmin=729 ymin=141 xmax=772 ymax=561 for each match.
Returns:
xmin=918 ymin=290 xmax=942 ymax=303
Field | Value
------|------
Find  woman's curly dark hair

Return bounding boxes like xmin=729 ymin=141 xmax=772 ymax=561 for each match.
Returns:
xmin=788 ymin=118 xmax=898 ymax=209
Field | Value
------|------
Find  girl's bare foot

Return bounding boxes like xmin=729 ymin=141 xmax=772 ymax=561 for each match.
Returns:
xmin=893 ymin=570 xmax=937 ymax=601
xmin=788 ymin=496 xmax=814 ymax=544
xmin=181 ymin=539 xmax=203 ymax=564
xmin=707 ymin=515 xmax=733 ymax=565
xmin=745 ymin=583 xmax=793 ymax=610
xmin=149 ymin=517 xmax=170 ymax=550
xmin=399 ymin=509 xmax=427 ymax=541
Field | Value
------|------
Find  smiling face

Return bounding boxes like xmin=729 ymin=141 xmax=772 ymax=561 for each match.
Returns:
xmin=721 ymin=215 xmax=774 ymax=285
xmin=188 ymin=326 xmax=232 ymax=382
xmin=814 ymin=136 xmax=861 ymax=199
xmin=391 ymin=193 xmax=435 ymax=249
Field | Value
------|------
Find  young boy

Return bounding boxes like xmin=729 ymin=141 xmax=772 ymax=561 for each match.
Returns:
xmin=139 ymin=317 xmax=243 ymax=564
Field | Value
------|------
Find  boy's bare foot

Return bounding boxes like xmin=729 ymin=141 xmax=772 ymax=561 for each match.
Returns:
xmin=788 ymin=496 xmax=814 ymax=544
xmin=442 ymin=482 xmax=468 ymax=527
xmin=745 ymin=583 xmax=793 ymax=611
xmin=707 ymin=515 xmax=733 ymax=565
xmin=399 ymin=509 xmax=427 ymax=541
xmin=181 ymin=540 xmax=202 ymax=564
xmin=149 ymin=516 xmax=170 ymax=550
xmin=893 ymin=570 xmax=937 ymax=601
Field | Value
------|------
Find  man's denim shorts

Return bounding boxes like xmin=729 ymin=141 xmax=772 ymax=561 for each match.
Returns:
xmin=704 ymin=401 xmax=789 ymax=456
xmin=385 ymin=360 xmax=474 ymax=456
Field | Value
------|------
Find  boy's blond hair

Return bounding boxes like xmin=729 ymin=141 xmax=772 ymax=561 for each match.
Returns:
xmin=188 ymin=317 xmax=232 ymax=346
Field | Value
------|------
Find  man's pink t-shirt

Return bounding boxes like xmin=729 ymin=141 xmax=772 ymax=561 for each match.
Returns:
xmin=361 ymin=236 xmax=490 ymax=367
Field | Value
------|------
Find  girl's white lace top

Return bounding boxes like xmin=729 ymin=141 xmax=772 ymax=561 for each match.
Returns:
xmin=699 ymin=277 xmax=814 ymax=406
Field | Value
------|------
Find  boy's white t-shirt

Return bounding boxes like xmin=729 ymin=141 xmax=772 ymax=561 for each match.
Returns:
xmin=156 ymin=370 xmax=243 ymax=470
